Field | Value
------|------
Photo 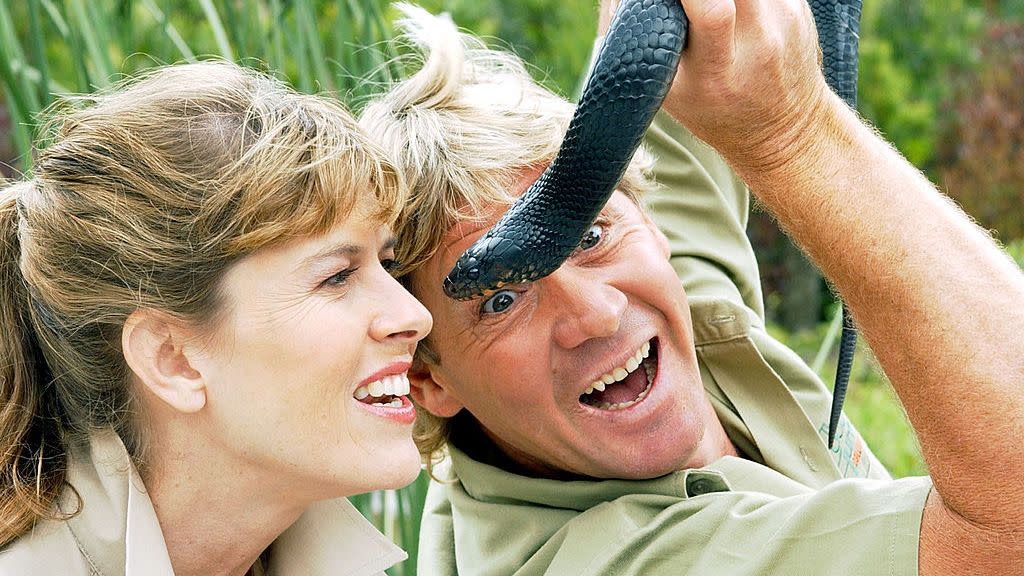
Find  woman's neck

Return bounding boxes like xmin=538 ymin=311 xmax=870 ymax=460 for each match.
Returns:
xmin=140 ymin=424 xmax=308 ymax=576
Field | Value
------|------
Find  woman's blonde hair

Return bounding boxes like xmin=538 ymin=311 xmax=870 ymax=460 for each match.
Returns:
xmin=361 ymin=4 xmax=655 ymax=471
xmin=0 ymin=60 xmax=401 ymax=545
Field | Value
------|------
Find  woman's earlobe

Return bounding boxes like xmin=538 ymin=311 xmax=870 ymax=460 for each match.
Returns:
xmin=122 ymin=310 xmax=207 ymax=414
xmin=408 ymin=359 xmax=463 ymax=418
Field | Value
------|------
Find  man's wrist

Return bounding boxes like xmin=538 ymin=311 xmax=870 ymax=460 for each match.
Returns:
xmin=726 ymin=83 xmax=849 ymax=191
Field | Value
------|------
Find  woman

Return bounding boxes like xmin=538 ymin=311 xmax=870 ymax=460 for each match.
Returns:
xmin=0 ymin=60 xmax=431 ymax=575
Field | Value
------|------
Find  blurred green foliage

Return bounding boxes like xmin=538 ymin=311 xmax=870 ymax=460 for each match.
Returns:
xmin=939 ymin=22 xmax=1024 ymax=241
xmin=1006 ymin=238 xmax=1024 ymax=269
xmin=858 ymin=0 xmax=987 ymax=171
xmin=415 ymin=0 xmax=596 ymax=97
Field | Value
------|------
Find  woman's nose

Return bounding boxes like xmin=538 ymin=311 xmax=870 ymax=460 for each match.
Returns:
xmin=370 ymin=272 xmax=433 ymax=344
xmin=548 ymin=267 xmax=626 ymax=349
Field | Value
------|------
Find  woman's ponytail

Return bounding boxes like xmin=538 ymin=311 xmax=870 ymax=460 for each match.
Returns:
xmin=0 ymin=182 xmax=66 ymax=547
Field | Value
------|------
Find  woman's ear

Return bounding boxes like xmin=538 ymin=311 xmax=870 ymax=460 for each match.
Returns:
xmin=122 ymin=309 xmax=207 ymax=413
xmin=408 ymin=357 xmax=464 ymax=418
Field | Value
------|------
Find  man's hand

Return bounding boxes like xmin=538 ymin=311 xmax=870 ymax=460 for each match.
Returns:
xmin=661 ymin=0 xmax=835 ymax=177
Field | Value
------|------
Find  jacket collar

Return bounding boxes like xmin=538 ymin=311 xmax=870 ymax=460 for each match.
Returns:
xmin=62 ymin=430 xmax=406 ymax=575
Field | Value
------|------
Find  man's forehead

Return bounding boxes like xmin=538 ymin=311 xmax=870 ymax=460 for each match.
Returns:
xmin=446 ymin=215 xmax=501 ymax=246
xmin=426 ymin=215 xmax=502 ymax=292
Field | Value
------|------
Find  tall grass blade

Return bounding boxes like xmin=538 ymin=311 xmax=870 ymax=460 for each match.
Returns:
xmin=66 ymin=0 xmax=113 ymax=86
xmin=267 ymin=0 xmax=286 ymax=73
xmin=198 ymin=0 xmax=235 ymax=61
xmin=115 ymin=0 xmax=133 ymax=59
xmin=219 ymin=0 xmax=244 ymax=60
xmin=295 ymin=0 xmax=334 ymax=92
xmin=289 ymin=3 xmax=313 ymax=93
xmin=141 ymin=0 xmax=196 ymax=63
xmin=39 ymin=0 xmax=69 ymax=37
xmin=27 ymin=0 xmax=52 ymax=108
xmin=0 ymin=0 xmax=40 ymax=158
xmin=333 ymin=1 xmax=355 ymax=94
xmin=812 ymin=304 xmax=845 ymax=376
xmin=2 ymin=85 xmax=32 ymax=172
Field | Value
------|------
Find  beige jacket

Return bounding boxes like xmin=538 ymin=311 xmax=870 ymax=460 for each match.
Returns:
xmin=0 ymin=429 xmax=406 ymax=575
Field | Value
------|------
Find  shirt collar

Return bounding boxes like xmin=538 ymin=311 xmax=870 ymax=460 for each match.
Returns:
xmin=65 ymin=430 xmax=406 ymax=576
xmin=447 ymin=441 xmax=816 ymax=509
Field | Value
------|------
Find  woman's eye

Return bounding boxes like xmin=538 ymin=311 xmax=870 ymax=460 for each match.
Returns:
xmin=480 ymin=289 xmax=519 ymax=315
xmin=323 ymin=267 xmax=357 ymax=287
xmin=578 ymin=224 xmax=604 ymax=251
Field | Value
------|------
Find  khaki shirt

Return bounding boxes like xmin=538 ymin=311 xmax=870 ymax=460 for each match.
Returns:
xmin=0 ymin=429 xmax=406 ymax=575
xmin=426 ymin=443 xmax=930 ymax=576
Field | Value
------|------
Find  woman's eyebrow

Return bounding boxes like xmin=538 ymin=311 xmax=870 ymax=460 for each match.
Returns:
xmin=297 ymin=243 xmax=364 ymax=272
xmin=297 ymin=236 xmax=398 ymax=273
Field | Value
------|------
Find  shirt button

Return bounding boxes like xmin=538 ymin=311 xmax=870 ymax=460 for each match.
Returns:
xmin=689 ymin=478 xmax=712 ymax=495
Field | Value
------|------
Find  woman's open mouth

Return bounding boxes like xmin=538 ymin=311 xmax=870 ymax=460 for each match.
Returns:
xmin=578 ymin=338 xmax=658 ymax=411
xmin=353 ymin=374 xmax=416 ymax=423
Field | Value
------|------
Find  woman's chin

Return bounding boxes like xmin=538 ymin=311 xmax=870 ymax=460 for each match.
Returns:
xmin=330 ymin=439 xmax=423 ymax=495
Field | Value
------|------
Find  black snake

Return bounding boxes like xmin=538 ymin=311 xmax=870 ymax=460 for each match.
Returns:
xmin=444 ymin=0 xmax=862 ymax=448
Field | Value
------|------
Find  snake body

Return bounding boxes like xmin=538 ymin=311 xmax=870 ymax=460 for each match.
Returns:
xmin=444 ymin=0 xmax=863 ymax=446
xmin=811 ymin=0 xmax=862 ymax=448
xmin=442 ymin=0 xmax=688 ymax=300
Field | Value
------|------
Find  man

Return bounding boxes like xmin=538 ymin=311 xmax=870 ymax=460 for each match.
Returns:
xmin=363 ymin=2 xmax=1023 ymax=574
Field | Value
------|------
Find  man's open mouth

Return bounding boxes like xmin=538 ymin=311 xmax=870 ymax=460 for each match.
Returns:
xmin=578 ymin=338 xmax=658 ymax=410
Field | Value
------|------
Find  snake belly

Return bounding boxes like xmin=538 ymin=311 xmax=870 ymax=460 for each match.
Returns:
xmin=442 ymin=0 xmax=688 ymax=300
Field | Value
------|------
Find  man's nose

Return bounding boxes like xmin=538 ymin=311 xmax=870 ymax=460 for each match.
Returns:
xmin=548 ymin=267 xmax=627 ymax=349
xmin=369 ymin=270 xmax=433 ymax=345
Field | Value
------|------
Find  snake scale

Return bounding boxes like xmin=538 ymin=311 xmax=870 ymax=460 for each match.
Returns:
xmin=444 ymin=0 xmax=863 ymax=448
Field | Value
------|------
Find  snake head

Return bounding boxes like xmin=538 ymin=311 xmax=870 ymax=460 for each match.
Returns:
xmin=443 ymin=234 xmax=537 ymax=300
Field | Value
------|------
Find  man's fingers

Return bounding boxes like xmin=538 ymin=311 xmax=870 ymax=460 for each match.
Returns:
xmin=680 ymin=0 xmax=737 ymax=77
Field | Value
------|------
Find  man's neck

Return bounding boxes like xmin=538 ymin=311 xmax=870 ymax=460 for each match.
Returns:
xmin=452 ymin=403 xmax=740 ymax=481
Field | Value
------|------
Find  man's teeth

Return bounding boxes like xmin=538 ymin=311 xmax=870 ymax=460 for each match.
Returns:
xmin=354 ymin=373 xmax=410 ymax=405
xmin=584 ymin=341 xmax=651 ymax=395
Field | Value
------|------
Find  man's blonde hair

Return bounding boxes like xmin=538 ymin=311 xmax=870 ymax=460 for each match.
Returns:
xmin=361 ymin=4 xmax=655 ymax=467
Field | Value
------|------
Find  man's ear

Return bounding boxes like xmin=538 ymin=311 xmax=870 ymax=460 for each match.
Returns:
xmin=122 ymin=309 xmax=207 ymax=413
xmin=641 ymin=209 xmax=672 ymax=258
xmin=408 ymin=357 xmax=464 ymax=418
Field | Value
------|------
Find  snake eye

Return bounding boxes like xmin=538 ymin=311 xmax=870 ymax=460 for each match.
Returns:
xmin=481 ymin=290 xmax=518 ymax=315
xmin=578 ymin=224 xmax=604 ymax=251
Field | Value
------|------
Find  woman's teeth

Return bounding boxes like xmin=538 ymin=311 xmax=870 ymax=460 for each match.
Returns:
xmin=583 ymin=341 xmax=651 ymax=395
xmin=354 ymin=373 xmax=410 ymax=406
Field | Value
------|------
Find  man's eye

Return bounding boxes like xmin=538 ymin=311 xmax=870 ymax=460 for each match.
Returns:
xmin=578 ymin=224 xmax=604 ymax=251
xmin=480 ymin=290 xmax=518 ymax=315
xmin=381 ymin=258 xmax=401 ymax=275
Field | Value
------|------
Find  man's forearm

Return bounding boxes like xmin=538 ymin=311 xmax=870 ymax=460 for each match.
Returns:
xmin=740 ymin=89 xmax=1024 ymax=536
